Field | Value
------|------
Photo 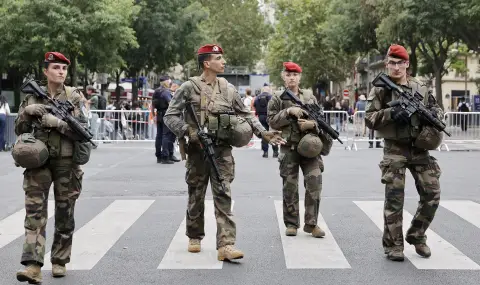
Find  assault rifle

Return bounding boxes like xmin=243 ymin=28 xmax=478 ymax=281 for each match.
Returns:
xmin=20 ymin=79 xmax=98 ymax=148
xmin=280 ymin=89 xmax=343 ymax=144
xmin=185 ymin=102 xmax=227 ymax=193
xmin=371 ymin=73 xmax=451 ymax=137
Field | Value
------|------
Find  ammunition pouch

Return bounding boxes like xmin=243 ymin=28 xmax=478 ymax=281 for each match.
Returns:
xmin=207 ymin=112 xmax=238 ymax=143
xmin=72 ymin=141 xmax=92 ymax=165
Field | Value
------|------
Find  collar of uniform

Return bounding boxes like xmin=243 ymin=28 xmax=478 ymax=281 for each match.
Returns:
xmin=46 ymin=85 xmax=65 ymax=97
xmin=200 ymin=74 xmax=218 ymax=87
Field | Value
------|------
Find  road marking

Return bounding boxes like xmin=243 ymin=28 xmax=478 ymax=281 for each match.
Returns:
xmin=158 ymin=200 xmax=234 ymax=269
xmin=43 ymin=200 xmax=154 ymax=270
xmin=441 ymin=200 xmax=480 ymax=228
xmin=0 ymin=202 xmax=55 ymax=249
xmin=354 ymin=201 xmax=480 ymax=270
xmin=274 ymin=200 xmax=351 ymax=269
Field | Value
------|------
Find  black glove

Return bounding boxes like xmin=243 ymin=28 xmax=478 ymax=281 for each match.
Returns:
xmin=390 ymin=105 xmax=409 ymax=124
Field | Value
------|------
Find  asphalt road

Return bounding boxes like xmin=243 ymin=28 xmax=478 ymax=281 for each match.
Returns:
xmin=0 ymin=140 xmax=479 ymax=285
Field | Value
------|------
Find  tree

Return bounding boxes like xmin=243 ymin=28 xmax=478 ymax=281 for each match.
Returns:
xmin=265 ymin=0 xmax=355 ymax=89
xmin=375 ymin=0 xmax=475 ymax=109
xmin=199 ymin=0 xmax=272 ymax=69
xmin=0 ymin=0 xmax=138 ymax=87
xmin=121 ymin=0 xmax=208 ymax=103
xmin=324 ymin=0 xmax=381 ymax=55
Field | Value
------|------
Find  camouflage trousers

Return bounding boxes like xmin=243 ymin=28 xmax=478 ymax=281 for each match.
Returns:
xmin=379 ymin=140 xmax=441 ymax=252
xmin=278 ymin=145 xmax=324 ymax=229
xmin=185 ymin=143 xmax=235 ymax=249
xmin=21 ymin=158 xmax=83 ymax=267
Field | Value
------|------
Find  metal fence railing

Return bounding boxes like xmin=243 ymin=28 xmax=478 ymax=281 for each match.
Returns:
xmin=4 ymin=110 xmax=480 ymax=152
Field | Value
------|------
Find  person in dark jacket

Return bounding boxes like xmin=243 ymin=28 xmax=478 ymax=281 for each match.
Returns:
xmin=254 ymin=84 xmax=279 ymax=158
xmin=152 ymin=75 xmax=180 ymax=164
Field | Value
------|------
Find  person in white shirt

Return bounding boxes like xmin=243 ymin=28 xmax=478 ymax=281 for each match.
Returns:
xmin=243 ymin=88 xmax=253 ymax=112
xmin=0 ymin=93 xmax=11 ymax=151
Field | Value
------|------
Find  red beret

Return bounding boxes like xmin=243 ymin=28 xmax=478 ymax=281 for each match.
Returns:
xmin=197 ymin=44 xmax=223 ymax=55
xmin=283 ymin=62 xmax=302 ymax=73
xmin=387 ymin=45 xmax=409 ymax=61
xmin=45 ymin=52 xmax=70 ymax=65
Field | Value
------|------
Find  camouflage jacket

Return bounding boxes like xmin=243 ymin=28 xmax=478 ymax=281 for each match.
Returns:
xmin=267 ymin=88 xmax=333 ymax=155
xmin=365 ymin=76 xmax=444 ymax=141
xmin=15 ymin=85 xmax=88 ymax=157
xmin=163 ymin=75 xmax=266 ymax=139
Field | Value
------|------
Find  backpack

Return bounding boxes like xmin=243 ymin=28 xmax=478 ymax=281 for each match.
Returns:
xmin=258 ymin=94 xmax=268 ymax=108
xmin=459 ymin=102 xmax=469 ymax=112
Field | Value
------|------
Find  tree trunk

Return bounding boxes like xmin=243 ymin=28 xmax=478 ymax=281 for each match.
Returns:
xmin=83 ymin=67 xmax=88 ymax=92
xmin=434 ymin=67 xmax=444 ymax=110
xmin=115 ymin=70 xmax=121 ymax=106
xmin=131 ymin=69 xmax=138 ymax=104
xmin=409 ymin=43 xmax=418 ymax=77
xmin=70 ymin=56 xmax=77 ymax=87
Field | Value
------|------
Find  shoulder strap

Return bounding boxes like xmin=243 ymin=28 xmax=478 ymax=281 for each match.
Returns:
xmin=218 ymin=77 xmax=229 ymax=96
xmin=188 ymin=76 xmax=203 ymax=95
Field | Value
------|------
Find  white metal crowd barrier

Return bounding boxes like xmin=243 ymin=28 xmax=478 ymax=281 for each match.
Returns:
xmin=6 ymin=110 xmax=479 ymax=152
xmin=438 ymin=111 xmax=480 ymax=151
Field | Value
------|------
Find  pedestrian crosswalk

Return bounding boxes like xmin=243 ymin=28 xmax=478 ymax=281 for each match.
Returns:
xmin=0 ymin=199 xmax=479 ymax=271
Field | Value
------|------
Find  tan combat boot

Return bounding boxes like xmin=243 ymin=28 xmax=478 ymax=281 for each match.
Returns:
xmin=285 ymin=227 xmax=297 ymax=236
xmin=188 ymin=239 xmax=201 ymax=253
xmin=217 ymin=245 xmax=244 ymax=261
xmin=303 ymin=225 xmax=325 ymax=238
xmin=387 ymin=249 xmax=405 ymax=262
xmin=52 ymin=264 xmax=66 ymax=277
xmin=414 ymin=243 xmax=431 ymax=258
xmin=16 ymin=264 xmax=42 ymax=284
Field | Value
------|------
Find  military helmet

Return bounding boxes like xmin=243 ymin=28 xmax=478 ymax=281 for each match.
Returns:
xmin=230 ymin=117 xmax=253 ymax=147
xmin=12 ymin=133 xmax=49 ymax=169
xmin=414 ymin=126 xmax=443 ymax=150
xmin=297 ymin=133 xmax=323 ymax=158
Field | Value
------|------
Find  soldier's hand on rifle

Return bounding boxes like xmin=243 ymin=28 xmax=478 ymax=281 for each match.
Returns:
xmin=287 ymin=107 xmax=307 ymax=119
xmin=297 ymin=119 xmax=317 ymax=132
xmin=41 ymin=113 xmax=64 ymax=128
xmin=24 ymin=104 xmax=49 ymax=117
xmin=187 ymin=125 xmax=199 ymax=144
xmin=262 ymin=130 xmax=286 ymax=146
xmin=390 ymin=105 xmax=409 ymax=124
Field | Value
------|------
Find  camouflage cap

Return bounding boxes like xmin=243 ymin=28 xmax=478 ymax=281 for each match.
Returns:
xmin=12 ymin=133 xmax=49 ymax=169
xmin=230 ymin=117 xmax=253 ymax=147
xmin=297 ymin=133 xmax=323 ymax=158
xmin=414 ymin=126 xmax=443 ymax=150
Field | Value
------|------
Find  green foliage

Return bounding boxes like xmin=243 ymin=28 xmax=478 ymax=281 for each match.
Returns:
xmin=266 ymin=0 xmax=356 ymax=88
xmin=122 ymin=0 xmax=208 ymax=75
xmin=199 ymin=0 xmax=272 ymax=69
xmin=0 ymin=0 xmax=138 ymax=84
xmin=324 ymin=0 xmax=380 ymax=54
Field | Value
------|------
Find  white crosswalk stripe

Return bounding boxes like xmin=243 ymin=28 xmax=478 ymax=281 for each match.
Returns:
xmin=274 ymin=200 xmax=351 ymax=269
xmin=158 ymin=200 xmax=235 ymax=270
xmin=440 ymin=200 xmax=480 ymax=228
xmin=354 ymin=200 xmax=480 ymax=270
xmin=42 ymin=200 xmax=154 ymax=271
xmin=0 ymin=202 xmax=55 ymax=249
xmin=1 ymin=199 xmax=480 ymax=271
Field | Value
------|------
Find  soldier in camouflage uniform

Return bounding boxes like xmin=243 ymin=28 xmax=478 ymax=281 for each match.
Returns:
xmin=164 ymin=44 xmax=285 ymax=261
xmin=267 ymin=62 xmax=333 ymax=238
xmin=15 ymin=52 xmax=88 ymax=283
xmin=365 ymin=44 xmax=444 ymax=262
